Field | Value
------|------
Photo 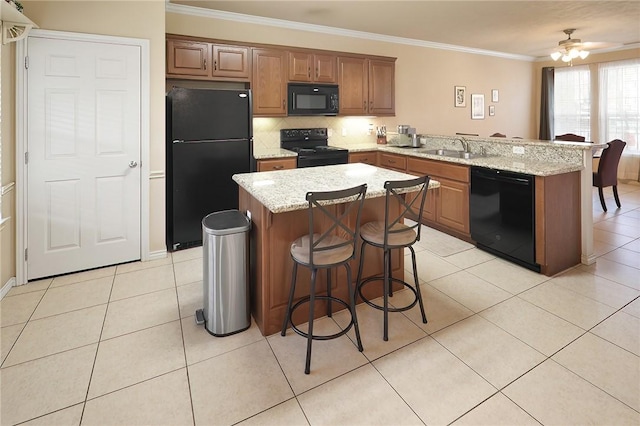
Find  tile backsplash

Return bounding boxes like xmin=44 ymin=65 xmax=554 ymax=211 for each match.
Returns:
xmin=253 ymin=117 xmax=381 ymax=149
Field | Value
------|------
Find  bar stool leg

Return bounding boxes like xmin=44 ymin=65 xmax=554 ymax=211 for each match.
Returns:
xmin=410 ymin=246 xmax=427 ymax=324
xmin=383 ymin=249 xmax=390 ymax=341
xmin=345 ymin=263 xmax=364 ymax=351
xmin=387 ymin=249 xmax=394 ymax=297
xmin=355 ymin=241 xmax=367 ymax=302
xmin=326 ymin=270 xmax=332 ymax=318
xmin=281 ymin=262 xmax=298 ymax=336
xmin=305 ymin=269 xmax=317 ymax=375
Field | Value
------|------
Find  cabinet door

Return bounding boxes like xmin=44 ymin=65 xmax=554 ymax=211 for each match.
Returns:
xmin=349 ymin=151 xmax=376 ymax=166
xmin=436 ymin=177 xmax=469 ymax=233
xmin=338 ymin=56 xmax=368 ymax=115
xmin=257 ymin=158 xmax=297 ymax=172
xmin=288 ymin=51 xmax=312 ymax=82
xmin=212 ymin=44 xmax=250 ymax=80
xmin=314 ymin=54 xmax=337 ymax=83
xmin=406 ymin=185 xmax=436 ymax=223
xmin=252 ymin=48 xmax=287 ymax=116
xmin=369 ymin=60 xmax=395 ymax=115
xmin=167 ymin=40 xmax=210 ymax=76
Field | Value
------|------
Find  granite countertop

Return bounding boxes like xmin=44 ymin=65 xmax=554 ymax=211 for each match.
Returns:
xmin=233 ymin=163 xmax=440 ymax=213
xmin=377 ymin=146 xmax=583 ymax=176
xmin=253 ymin=147 xmax=297 ymax=160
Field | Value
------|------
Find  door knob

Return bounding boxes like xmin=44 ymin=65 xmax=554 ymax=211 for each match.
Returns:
xmin=129 ymin=161 xmax=138 ymax=168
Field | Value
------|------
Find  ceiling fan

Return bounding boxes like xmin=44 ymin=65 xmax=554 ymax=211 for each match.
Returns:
xmin=549 ymin=29 xmax=617 ymax=65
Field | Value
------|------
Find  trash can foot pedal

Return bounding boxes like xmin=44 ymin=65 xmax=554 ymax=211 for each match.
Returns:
xmin=195 ymin=309 xmax=205 ymax=325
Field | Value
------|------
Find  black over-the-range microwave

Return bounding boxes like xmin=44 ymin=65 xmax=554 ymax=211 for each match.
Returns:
xmin=287 ymin=83 xmax=339 ymax=116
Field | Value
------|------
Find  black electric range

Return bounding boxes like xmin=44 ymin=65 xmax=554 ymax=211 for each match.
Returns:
xmin=280 ymin=128 xmax=349 ymax=168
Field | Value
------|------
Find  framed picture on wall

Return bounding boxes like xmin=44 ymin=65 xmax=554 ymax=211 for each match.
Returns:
xmin=489 ymin=105 xmax=495 ymax=116
xmin=492 ymin=89 xmax=499 ymax=102
xmin=471 ymin=94 xmax=485 ymax=119
xmin=455 ymin=86 xmax=466 ymax=107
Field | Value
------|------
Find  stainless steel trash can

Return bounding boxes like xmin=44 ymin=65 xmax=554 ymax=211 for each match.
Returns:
xmin=195 ymin=210 xmax=251 ymax=336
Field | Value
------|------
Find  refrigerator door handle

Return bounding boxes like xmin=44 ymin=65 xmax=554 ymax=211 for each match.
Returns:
xmin=173 ymin=140 xmax=184 ymax=144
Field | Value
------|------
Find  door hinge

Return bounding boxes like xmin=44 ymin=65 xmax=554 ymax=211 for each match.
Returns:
xmin=24 ymin=248 xmax=28 ymax=261
xmin=25 ymin=152 xmax=29 ymax=164
xmin=25 ymin=56 xmax=29 ymax=69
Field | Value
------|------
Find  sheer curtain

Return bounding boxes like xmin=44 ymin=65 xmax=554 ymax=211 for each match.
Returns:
xmin=599 ymin=58 xmax=640 ymax=181
xmin=554 ymin=65 xmax=591 ymax=141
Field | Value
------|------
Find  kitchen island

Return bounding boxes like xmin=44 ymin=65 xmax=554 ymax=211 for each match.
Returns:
xmin=233 ymin=163 xmax=440 ymax=336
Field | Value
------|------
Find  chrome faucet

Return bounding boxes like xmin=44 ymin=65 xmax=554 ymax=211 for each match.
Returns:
xmin=457 ymin=137 xmax=470 ymax=153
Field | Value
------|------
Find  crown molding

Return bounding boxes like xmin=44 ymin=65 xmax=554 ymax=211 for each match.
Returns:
xmin=166 ymin=2 xmax=535 ymax=62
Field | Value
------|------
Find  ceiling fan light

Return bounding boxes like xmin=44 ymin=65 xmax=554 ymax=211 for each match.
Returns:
xmin=550 ymin=51 xmax=562 ymax=61
xmin=569 ymin=48 xmax=580 ymax=58
xmin=579 ymin=50 xmax=590 ymax=59
xmin=562 ymin=54 xmax=571 ymax=62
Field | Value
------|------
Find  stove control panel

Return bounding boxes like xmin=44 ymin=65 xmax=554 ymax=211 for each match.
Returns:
xmin=280 ymin=128 xmax=328 ymax=142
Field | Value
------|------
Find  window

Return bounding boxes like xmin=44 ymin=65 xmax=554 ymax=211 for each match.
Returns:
xmin=599 ymin=59 xmax=640 ymax=153
xmin=553 ymin=59 xmax=640 ymax=153
xmin=554 ymin=65 xmax=591 ymax=141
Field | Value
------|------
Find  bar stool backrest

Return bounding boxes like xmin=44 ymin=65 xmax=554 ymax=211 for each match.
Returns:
xmin=305 ymin=184 xmax=368 ymax=268
xmin=383 ymin=176 xmax=431 ymax=248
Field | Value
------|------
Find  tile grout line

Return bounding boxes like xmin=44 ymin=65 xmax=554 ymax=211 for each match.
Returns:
xmin=78 ymin=270 xmax=116 ymax=425
xmin=172 ymin=257 xmax=197 ymax=426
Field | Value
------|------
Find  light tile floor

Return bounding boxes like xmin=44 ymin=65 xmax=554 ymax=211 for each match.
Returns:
xmin=2 ymin=183 xmax=639 ymax=425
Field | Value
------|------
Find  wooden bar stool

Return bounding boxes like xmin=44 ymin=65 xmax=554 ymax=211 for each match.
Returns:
xmin=281 ymin=184 xmax=367 ymax=374
xmin=355 ymin=176 xmax=431 ymax=341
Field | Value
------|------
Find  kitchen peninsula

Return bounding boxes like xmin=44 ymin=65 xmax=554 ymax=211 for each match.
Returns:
xmin=233 ymin=163 xmax=440 ymax=336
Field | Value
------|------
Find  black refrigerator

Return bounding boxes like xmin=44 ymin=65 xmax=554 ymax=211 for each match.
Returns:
xmin=166 ymin=87 xmax=253 ymax=251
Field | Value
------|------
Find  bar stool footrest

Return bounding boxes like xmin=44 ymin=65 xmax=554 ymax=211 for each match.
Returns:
xmin=290 ymin=295 xmax=355 ymax=341
xmin=358 ymin=275 xmax=419 ymax=313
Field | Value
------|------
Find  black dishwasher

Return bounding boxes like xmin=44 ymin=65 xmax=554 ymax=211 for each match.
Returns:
xmin=470 ymin=166 xmax=540 ymax=272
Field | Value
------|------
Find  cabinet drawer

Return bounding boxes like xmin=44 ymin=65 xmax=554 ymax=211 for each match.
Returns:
xmin=257 ymin=158 xmax=297 ymax=172
xmin=407 ymin=157 xmax=469 ymax=183
xmin=349 ymin=151 xmax=377 ymax=166
xmin=378 ymin=153 xmax=406 ymax=171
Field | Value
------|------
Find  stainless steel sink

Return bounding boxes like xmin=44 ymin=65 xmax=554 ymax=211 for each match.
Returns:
xmin=422 ymin=149 xmax=483 ymax=159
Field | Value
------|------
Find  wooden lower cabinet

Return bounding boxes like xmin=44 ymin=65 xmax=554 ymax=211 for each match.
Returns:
xmin=348 ymin=151 xmax=377 ymax=166
xmin=256 ymin=158 xmax=296 ymax=172
xmin=406 ymin=157 xmax=470 ymax=238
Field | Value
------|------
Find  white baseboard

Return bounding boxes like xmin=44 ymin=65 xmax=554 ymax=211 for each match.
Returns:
xmin=147 ymin=249 xmax=168 ymax=261
xmin=1 ymin=277 xmax=16 ymax=300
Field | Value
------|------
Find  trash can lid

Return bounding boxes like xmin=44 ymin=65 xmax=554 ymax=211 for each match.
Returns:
xmin=202 ymin=210 xmax=251 ymax=236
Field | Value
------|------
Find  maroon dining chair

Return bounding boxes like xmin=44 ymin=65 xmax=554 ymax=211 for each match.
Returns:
xmin=593 ymin=139 xmax=626 ymax=212
xmin=555 ymin=133 xmax=586 ymax=142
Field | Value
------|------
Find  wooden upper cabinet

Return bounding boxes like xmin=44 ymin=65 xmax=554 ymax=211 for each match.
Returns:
xmin=338 ymin=56 xmax=369 ymax=115
xmin=252 ymin=48 xmax=287 ymax=116
xmin=288 ymin=51 xmax=337 ymax=83
xmin=167 ymin=39 xmax=210 ymax=76
xmin=338 ymin=56 xmax=395 ymax=116
xmin=167 ymin=38 xmax=250 ymax=81
xmin=369 ymin=60 xmax=395 ymax=115
xmin=212 ymin=44 xmax=250 ymax=79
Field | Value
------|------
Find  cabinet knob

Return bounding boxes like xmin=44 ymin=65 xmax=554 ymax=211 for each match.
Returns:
xmin=203 ymin=59 xmax=206 ymax=70
xmin=308 ymin=67 xmax=311 ymax=78
xmin=214 ymin=60 xmax=217 ymax=70
xmin=274 ymin=165 xmax=284 ymax=170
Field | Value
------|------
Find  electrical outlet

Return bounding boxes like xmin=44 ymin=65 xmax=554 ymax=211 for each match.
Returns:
xmin=341 ymin=128 xmax=347 ymax=136
xmin=512 ymin=146 xmax=525 ymax=155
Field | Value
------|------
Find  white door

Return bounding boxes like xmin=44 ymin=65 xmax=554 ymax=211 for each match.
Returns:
xmin=27 ymin=37 xmax=141 ymax=280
